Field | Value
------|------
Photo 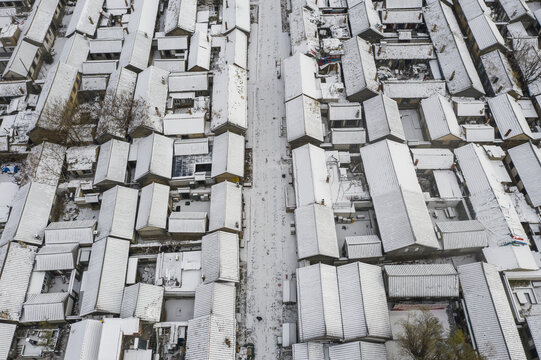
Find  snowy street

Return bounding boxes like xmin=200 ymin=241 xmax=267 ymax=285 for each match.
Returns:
xmin=242 ymin=0 xmax=298 ymax=358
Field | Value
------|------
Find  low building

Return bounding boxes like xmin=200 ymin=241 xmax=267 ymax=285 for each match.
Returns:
xmin=164 ymin=0 xmax=197 ymax=35
xmin=459 ymin=262 xmax=528 ymax=359
xmin=66 ymin=145 xmax=99 ymax=177
xmin=210 ymin=131 xmax=245 ymax=182
xmin=383 ymin=80 xmax=447 ymax=105
xmin=222 ymin=0 xmax=250 ymax=34
xmin=328 ymin=341 xmax=387 ymax=359
xmin=292 ymin=144 xmax=333 ymax=208
xmin=155 ymin=251 xmax=202 ymax=296
xmin=289 ymin=1 xmax=319 ymax=55
xmin=292 ymin=343 xmax=325 ymax=360
xmin=223 ymin=29 xmax=248 ymax=69
xmin=94 ymin=139 xmax=130 ymax=187
xmin=134 ymin=133 xmax=174 ymax=184
xmin=185 ymin=315 xmax=236 ymax=360
xmin=0 ymin=181 xmax=57 ymax=246
xmin=187 ymin=24 xmax=210 ymax=71
xmin=24 ymin=0 xmax=62 ymax=50
xmin=66 ymin=0 xmax=104 ymax=37
xmin=34 ymin=243 xmax=78 ymax=271
xmin=295 ymin=204 xmax=339 ymax=260
xmin=80 ymin=237 xmax=130 ymax=316
xmin=0 ymin=323 xmax=16 ymax=360
xmin=44 ymin=220 xmax=96 ymax=246
xmin=163 ymin=112 xmax=206 ymax=137
xmin=435 ymin=220 xmax=489 ymax=251
xmin=343 ymin=235 xmax=383 ymax=260
xmin=297 ymin=263 xmax=343 ymax=341
xmin=363 ymin=93 xmax=405 ymax=143
xmin=120 ymin=283 xmax=164 ymax=322
xmin=135 ymin=182 xmax=170 ymax=237
xmin=64 ymin=320 xmax=103 ymax=359
xmin=341 ymin=36 xmax=378 ymax=102
xmin=283 ymin=52 xmax=322 ymax=102
xmin=506 ymin=141 xmax=541 ymax=207
xmin=384 ymin=264 xmax=460 ymax=298
xmin=211 ymin=64 xmax=247 ymax=134
xmin=194 ymin=282 xmax=236 ymax=319
xmin=168 ymin=212 xmax=207 ymax=238
xmin=97 ymin=186 xmax=139 ymax=241
xmin=24 ymin=141 xmax=66 ymax=186
xmin=20 ymin=292 xmax=69 ymax=323
xmin=337 ymin=262 xmax=392 ymax=341
xmin=420 ymin=94 xmax=463 ymax=144
xmin=348 ymin=0 xmax=383 ymax=41
xmin=208 ymin=181 xmax=242 ymax=234
xmin=201 ymin=231 xmax=239 ymax=283
xmin=2 ymin=41 xmax=43 ymax=80
xmin=479 ymin=50 xmax=522 ymax=97
xmin=286 ymin=95 xmax=323 ymax=147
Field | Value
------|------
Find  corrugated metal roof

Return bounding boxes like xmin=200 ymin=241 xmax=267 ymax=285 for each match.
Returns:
xmin=292 ymin=342 xmax=325 ymax=360
xmin=120 ymin=283 xmax=164 ymax=322
xmin=136 ymin=182 xmax=170 ymax=232
xmin=363 ymin=93 xmax=405 ymax=142
xmin=45 ymin=220 xmax=96 ymax=245
xmin=194 ymin=282 xmax=236 ymax=319
xmin=385 ymin=264 xmax=459 ymax=298
xmin=97 ymin=186 xmax=138 ymax=241
xmin=297 ymin=263 xmax=343 ymax=341
xmin=185 ymin=315 xmax=236 ymax=360
xmin=420 ymin=94 xmax=462 ymax=141
xmin=292 ymin=144 xmax=333 ymax=208
xmin=507 ymin=142 xmax=541 ymax=207
xmin=35 ymin=243 xmax=78 ymax=271
xmin=208 ymin=181 xmax=243 ymax=233
xmin=487 ymin=94 xmax=532 ymax=140
xmin=21 ymin=292 xmax=68 ymax=323
xmin=64 ymin=319 xmax=103 ymax=360
xmin=295 ymin=204 xmax=339 ymax=260
xmin=201 ymin=231 xmax=239 ymax=283
xmin=80 ymin=237 xmax=130 ymax=315
xmin=0 ymin=323 xmax=15 ymax=360
xmin=328 ymin=341 xmax=387 ymax=359
xmin=344 ymin=235 xmax=382 ymax=259
xmin=459 ymin=262 xmax=528 ymax=360
xmin=210 ymin=131 xmax=245 ymax=179
xmin=337 ymin=262 xmax=391 ymax=340
xmin=0 ymin=243 xmax=36 ymax=321
xmin=360 ymin=140 xmax=440 ymax=253
xmin=436 ymin=220 xmax=488 ymax=250
xmin=423 ymin=0 xmax=484 ymax=96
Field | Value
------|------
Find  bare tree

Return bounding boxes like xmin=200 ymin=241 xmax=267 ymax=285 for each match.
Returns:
xmin=513 ymin=39 xmax=541 ymax=86
xmin=96 ymin=91 xmax=148 ymax=142
xmin=18 ymin=141 xmax=67 ymax=186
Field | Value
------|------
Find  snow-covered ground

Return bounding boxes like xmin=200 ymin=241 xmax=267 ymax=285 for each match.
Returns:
xmin=241 ymin=0 xmax=298 ymax=358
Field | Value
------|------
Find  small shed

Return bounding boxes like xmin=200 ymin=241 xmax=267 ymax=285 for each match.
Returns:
xmin=97 ymin=186 xmax=139 ymax=241
xmin=209 ymin=181 xmax=242 ymax=234
xmin=94 ymin=139 xmax=130 ymax=187
xmin=201 ymin=231 xmax=239 ymax=283
xmin=136 ymin=182 xmax=170 ymax=237
xmin=292 ymin=343 xmax=325 ymax=360
xmin=120 ymin=283 xmax=164 ymax=322
xmin=134 ymin=133 xmax=174 ymax=184
xmin=194 ymin=282 xmax=236 ymax=318
xmin=384 ymin=264 xmax=459 ymax=298
xmin=163 ymin=112 xmax=206 ymax=137
xmin=295 ymin=204 xmax=339 ymax=260
xmin=210 ymin=131 xmax=245 ymax=181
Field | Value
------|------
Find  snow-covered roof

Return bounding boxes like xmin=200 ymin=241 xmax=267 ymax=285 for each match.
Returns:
xmin=222 ymin=0 xmax=250 ymax=34
xmin=0 ymin=181 xmax=56 ymax=246
xmin=527 ymin=315 xmax=541 ymax=356
xmin=348 ymin=0 xmax=383 ymax=39
xmin=194 ymin=282 xmax=236 ymax=319
xmin=498 ymin=0 xmax=533 ymax=22
xmin=483 ymin=245 xmax=538 ymax=271
xmin=436 ymin=220 xmax=488 ymax=250
xmin=0 ymin=80 xmax=28 ymax=99
xmin=480 ymin=50 xmax=522 ymax=97
xmin=459 ymin=262 xmax=528 ymax=359
xmin=384 ymin=264 xmax=459 ymax=298
xmin=64 ymin=320 xmax=103 ymax=360
xmin=94 ymin=139 xmax=130 ymax=186
xmin=164 ymin=0 xmax=197 ymax=35
xmin=20 ymin=292 xmax=68 ymax=323
xmin=0 ymin=323 xmax=16 ymax=360
xmin=384 ymin=0 xmax=422 ymax=8
xmin=374 ymin=42 xmax=434 ymax=60
xmin=433 ymin=169 xmax=463 ymax=198
xmin=97 ymin=26 xmax=124 ymax=39
xmin=59 ymin=33 xmax=90 ymax=71
xmin=187 ymin=24 xmax=211 ymax=71
xmin=210 ymin=131 xmax=245 ymax=179
xmin=66 ymin=0 xmax=104 ymax=37
xmin=25 ymin=141 xmax=66 ymax=186
xmin=97 ymin=186 xmax=139 ymax=241
xmin=452 ymin=97 xmax=486 ymax=117
xmin=363 ymin=93 xmax=405 ymax=142
xmin=381 ymin=9 xmax=423 ymax=24
xmin=331 ymin=128 xmax=367 ymax=146
xmin=223 ymin=29 xmax=248 ymax=69
xmin=131 ymin=66 xmax=169 ymax=135
xmin=295 ymin=204 xmax=339 ymax=260
xmin=0 ymin=182 xmax=18 ymax=224
xmin=297 ymin=263 xmax=343 ymax=341
xmin=153 ymin=59 xmax=186 ymax=73
xmin=168 ymin=72 xmax=208 ymax=92
xmin=456 ymin=0 xmax=489 ymax=20
xmin=410 ymin=148 xmax=454 ymax=170
xmin=35 ymin=243 xmax=78 ymax=271
xmin=201 ymin=231 xmax=239 ymax=283
xmin=25 ymin=0 xmax=59 ymax=45
xmin=163 ymin=112 xmax=205 ymax=136
xmin=66 ymin=145 xmax=98 ymax=172
xmin=119 ymin=30 xmax=152 ymax=72
xmin=283 ymin=52 xmax=322 ymax=102
xmin=289 ymin=2 xmax=319 ymax=55
xmin=454 ymin=143 xmax=528 ymax=244
xmin=44 ymin=220 xmax=96 ymax=245
xmin=328 ymin=341 xmax=387 ymax=359
xmin=136 ymin=182 xmax=170 ymax=233
xmin=461 ymin=124 xmax=495 ymax=142
xmin=344 ymin=235 xmax=382 ymax=259
xmin=0 ymin=243 xmax=36 ymax=322
xmin=341 ymin=36 xmax=378 ymax=102
xmin=328 ymin=102 xmax=362 ymax=121
xmin=89 ymin=39 xmax=123 ymax=54
xmin=488 ymin=94 xmax=532 ymax=140
xmin=120 ymin=283 xmax=164 ymax=322
xmin=80 ymin=237 xmax=131 ymax=315
xmin=420 ymin=94 xmax=463 ymax=141
xmin=292 ymin=343 xmax=325 ymax=360
xmin=174 ymin=138 xmax=209 ymax=156
xmin=97 ymin=318 xmax=140 ymax=359
xmin=507 ymin=142 xmax=541 ymax=207
xmin=383 ymin=80 xmax=446 ymax=99
xmin=211 ymin=64 xmax=247 ymax=132
xmin=292 ymin=143 xmax=333 ymax=208
xmin=134 ymin=133 xmax=173 ymax=182
xmin=209 ymin=181 xmax=242 ymax=233
xmin=423 ymin=0 xmax=485 ymax=96
xmin=286 ymin=95 xmax=323 ymax=144
xmin=185 ymin=315 xmax=236 ymax=360
xmin=337 ymin=262 xmax=391 ymax=340
xmin=168 ymin=212 xmax=207 ymax=234
xmin=468 ymin=14 xmax=506 ymax=54
xmin=156 ymin=35 xmax=188 ymax=50
xmin=360 ymin=140 xmax=440 ymax=254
